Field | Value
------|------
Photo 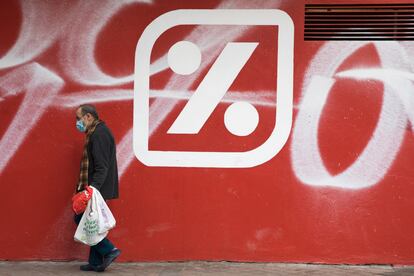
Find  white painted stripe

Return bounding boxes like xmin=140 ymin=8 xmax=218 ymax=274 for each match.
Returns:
xmin=54 ymin=89 xmax=275 ymax=108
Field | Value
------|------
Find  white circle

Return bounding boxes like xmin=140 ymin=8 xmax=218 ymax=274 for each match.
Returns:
xmin=168 ymin=41 xmax=201 ymax=75
xmin=224 ymin=102 xmax=259 ymax=136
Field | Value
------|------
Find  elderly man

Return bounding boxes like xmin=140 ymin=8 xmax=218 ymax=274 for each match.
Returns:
xmin=74 ymin=104 xmax=121 ymax=272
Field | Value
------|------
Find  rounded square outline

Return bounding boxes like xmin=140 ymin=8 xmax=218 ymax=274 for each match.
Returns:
xmin=134 ymin=9 xmax=294 ymax=168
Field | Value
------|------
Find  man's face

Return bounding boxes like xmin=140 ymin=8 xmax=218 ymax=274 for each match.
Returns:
xmin=76 ymin=108 xmax=92 ymax=130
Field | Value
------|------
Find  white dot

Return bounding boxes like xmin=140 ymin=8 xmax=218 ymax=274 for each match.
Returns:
xmin=168 ymin=41 xmax=201 ymax=75
xmin=224 ymin=102 xmax=259 ymax=136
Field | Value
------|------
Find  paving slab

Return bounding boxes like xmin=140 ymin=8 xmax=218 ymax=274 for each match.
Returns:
xmin=0 ymin=261 xmax=410 ymax=275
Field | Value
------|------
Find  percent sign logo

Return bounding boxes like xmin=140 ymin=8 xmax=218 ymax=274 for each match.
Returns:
xmin=134 ymin=9 xmax=294 ymax=168
xmin=167 ymin=40 xmax=259 ymax=137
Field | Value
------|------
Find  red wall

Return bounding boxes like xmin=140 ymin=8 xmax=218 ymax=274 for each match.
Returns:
xmin=1 ymin=0 xmax=414 ymax=264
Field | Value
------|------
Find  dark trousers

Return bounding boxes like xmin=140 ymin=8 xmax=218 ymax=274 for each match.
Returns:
xmin=74 ymin=213 xmax=115 ymax=266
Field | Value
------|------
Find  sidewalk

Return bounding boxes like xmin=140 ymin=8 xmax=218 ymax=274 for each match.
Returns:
xmin=0 ymin=261 xmax=412 ymax=275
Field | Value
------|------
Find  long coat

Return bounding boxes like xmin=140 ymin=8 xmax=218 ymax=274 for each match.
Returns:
xmin=87 ymin=122 xmax=119 ymax=200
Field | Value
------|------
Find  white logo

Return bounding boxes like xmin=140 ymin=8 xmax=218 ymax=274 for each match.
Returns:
xmin=134 ymin=9 xmax=294 ymax=168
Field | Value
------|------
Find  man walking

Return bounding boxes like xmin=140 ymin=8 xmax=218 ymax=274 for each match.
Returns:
xmin=74 ymin=104 xmax=121 ymax=272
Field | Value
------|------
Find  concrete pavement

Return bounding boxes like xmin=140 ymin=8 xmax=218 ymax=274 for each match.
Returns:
xmin=0 ymin=261 xmax=413 ymax=275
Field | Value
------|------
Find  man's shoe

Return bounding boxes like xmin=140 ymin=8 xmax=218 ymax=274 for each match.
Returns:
xmin=97 ymin=248 xmax=121 ymax=271
xmin=80 ymin=264 xmax=98 ymax=271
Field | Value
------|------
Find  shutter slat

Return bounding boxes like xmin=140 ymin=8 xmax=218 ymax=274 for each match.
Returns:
xmin=305 ymin=4 xmax=414 ymax=40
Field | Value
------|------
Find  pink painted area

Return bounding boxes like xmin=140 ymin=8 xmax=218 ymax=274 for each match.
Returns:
xmin=1 ymin=0 xmax=414 ymax=265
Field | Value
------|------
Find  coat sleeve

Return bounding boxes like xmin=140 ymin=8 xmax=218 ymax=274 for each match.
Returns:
xmin=89 ymin=129 xmax=112 ymax=190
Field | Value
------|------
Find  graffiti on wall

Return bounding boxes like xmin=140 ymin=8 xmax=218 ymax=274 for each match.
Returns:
xmin=1 ymin=1 xmax=414 ymax=187
xmin=1 ymin=0 xmax=151 ymax=176
xmin=3 ymin=0 xmax=414 ymax=264
xmin=292 ymin=41 xmax=414 ymax=189
xmin=0 ymin=0 xmax=282 ymax=176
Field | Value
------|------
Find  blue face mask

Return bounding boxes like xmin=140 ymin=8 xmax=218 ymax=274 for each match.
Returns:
xmin=76 ymin=119 xmax=86 ymax=132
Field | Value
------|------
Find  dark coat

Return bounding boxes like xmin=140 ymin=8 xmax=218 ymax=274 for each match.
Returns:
xmin=87 ymin=122 xmax=119 ymax=200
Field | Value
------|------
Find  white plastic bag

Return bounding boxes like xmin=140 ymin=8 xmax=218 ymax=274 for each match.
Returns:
xmin=74 ymin=186 xmax=116 ymax=246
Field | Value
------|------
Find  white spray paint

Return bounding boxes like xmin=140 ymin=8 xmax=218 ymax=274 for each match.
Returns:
xmin=292 ymin=42 xmax=414 ymax=189
xmin=59 ymin=0 xmax=152 ymax=86
xmin=6 ymin=0 xmax=412 ymax=188
xmin=0 ymin=1 xmax=69 ymax=69
xmin=54 ymin=89 xmax=274 ymax=108
xmin=0 ymin=0 xmax=152 ymax=175
xmin=0 ymin=0 xmax=279 ymax=176
xmin=0 ymin=63 xmax=64 ymax=172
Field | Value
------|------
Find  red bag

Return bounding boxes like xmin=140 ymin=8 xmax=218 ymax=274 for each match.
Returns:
xmin=72 ymin=186 xmax=93 ymax=215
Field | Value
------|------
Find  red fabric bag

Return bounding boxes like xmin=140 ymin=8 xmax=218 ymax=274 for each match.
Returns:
xmin=72 ymin=186 xmax=93 ymax=215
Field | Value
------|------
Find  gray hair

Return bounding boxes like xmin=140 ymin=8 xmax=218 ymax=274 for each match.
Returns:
xmin=79 ymin=104 xmax=99 ymax=120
